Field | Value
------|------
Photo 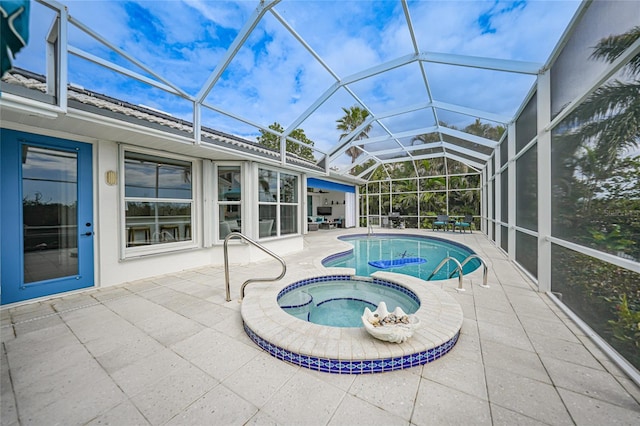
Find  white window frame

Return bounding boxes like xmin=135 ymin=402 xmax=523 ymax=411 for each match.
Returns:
xmin=257 ymin=165 xmax=301 ymax=239
xmin=120 ymin=146 xmax=199 ymax=258
xmin=214 ymin=162 xmax=244 ymax=242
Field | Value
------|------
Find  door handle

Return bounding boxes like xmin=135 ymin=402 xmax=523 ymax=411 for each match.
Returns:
xmin=84 ymin=231 xmax=94 ymax=236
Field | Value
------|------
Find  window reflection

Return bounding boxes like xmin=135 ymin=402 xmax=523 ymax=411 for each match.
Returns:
xmin=259 ymin=205 xmax=276 ymax=238
xmin=124 ymin=152 xmax=193 ymax=247
xmin=218 ymin=166 xmax=241 ymax=202
xmin=258 ymin=168 xmax=299 ymax=238
xmin=218 ymin=166 xmax=242 ymax=239
xmin=125 ymin=152 xmax=191 ymax=199
xmin=22 ymin=146 xmax=78 ymax=282
xmin=280 ymin=173 xmax=298 ymax=203
xmin=259 ymin=169 xmax=277 ymax=202
xmin=551 ymin=73 xmax=639 ymax=260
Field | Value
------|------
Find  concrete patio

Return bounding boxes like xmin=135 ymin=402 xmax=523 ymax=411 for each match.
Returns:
xmin=1 ymin=228 xmax=639 ymax=425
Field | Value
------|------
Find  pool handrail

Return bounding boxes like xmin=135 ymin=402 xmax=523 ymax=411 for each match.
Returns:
xmin=449 ymin=254 xmax=490 ymax=288
xmin=427 ymin=256 xmax=465 ymax=292
xmin=223 ymin=231 xmax=287 ymax=302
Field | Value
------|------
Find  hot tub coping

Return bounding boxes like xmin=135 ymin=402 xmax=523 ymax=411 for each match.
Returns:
xmin=241 ymin=269 xmax=464 ymax=373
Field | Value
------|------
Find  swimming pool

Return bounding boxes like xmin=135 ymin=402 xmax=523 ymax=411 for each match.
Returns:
xmin=322 ymin=234 xmax=481 ymax=281
xmin=277 ymin=276 xmax=420 ymax=327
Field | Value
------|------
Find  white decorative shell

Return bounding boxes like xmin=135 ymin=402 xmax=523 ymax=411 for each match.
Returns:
xmin=361 ymin=301 xmax=421 ymax=343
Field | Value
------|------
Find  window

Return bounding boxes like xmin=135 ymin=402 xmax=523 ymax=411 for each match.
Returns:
xmin=258 ymin=168 xmax=299 ymax=238
xmin=124 ymin=151 xmax=193 ymax=250
xmin=217 ymin=165 xmax=242 ymax=239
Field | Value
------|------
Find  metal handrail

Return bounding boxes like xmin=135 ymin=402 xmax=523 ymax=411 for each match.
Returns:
xmin=450 ymin=254 xmax=490 ymax=288
xmin=427 ymin=256 xmax=465 ymax=292
xmin=223 ymin=232 xmax=287 ymax=302
xmin=368 ymin=221 xmax=374 ymax=236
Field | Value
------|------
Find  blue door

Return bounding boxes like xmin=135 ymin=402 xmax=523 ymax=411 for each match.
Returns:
xmin=1 ymin=129 xmax=94 ymax=304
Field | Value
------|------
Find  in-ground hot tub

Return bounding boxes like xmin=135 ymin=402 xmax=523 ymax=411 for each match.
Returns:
xmin=277 ymin=276 xmax=420 ymax=327
xmin=241 ymin=272 xmax=463 ymax=374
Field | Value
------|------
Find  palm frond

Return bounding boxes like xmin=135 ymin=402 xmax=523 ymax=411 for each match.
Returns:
xmin=591 ymin=26 xmax=640 ymax=76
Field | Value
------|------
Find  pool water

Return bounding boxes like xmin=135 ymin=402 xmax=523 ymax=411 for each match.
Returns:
xmin=278 ymin=277 xmax=420 ymax=328
xmin=323 ymin=234 xmax=480 ymax=281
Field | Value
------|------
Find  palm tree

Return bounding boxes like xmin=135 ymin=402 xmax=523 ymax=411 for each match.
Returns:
xmin=410 ymin=132 xmax=440 ymax=145
xmin=257 ymin=122 xmax=316 ymax=162
xmin=553 ymin=26 xmax=640 ymax=232
xmin=564 ymin=26 xmax=640 ymax=164
xmin=336 ymin=106 xmax=372 ymax=163
xmin=415 ymin=158 xmax=445 ymax=177
xmin=464 ymin=118 xmax=505 ymax=141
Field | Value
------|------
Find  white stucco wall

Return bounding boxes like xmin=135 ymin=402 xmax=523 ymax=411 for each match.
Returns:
xmin=93 ymin=141 xmax=304 ymax=288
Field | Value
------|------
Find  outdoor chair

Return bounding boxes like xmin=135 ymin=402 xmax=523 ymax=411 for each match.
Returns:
xmin=432 ymin=215 xmax=449 ymax=231
xmin=259 ymin=219 xmax=274 ymax=238
xmin=219 ymin=221 xmax=231 ymax=239
xmin=307 ymin=218 xmax=319 ymax=231
xmin=454 ymin=215 xmax=473 ymax=233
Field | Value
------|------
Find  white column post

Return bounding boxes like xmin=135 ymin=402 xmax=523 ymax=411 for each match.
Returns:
xmin=494 ymin=152 xmax=502 ymax=249
xmin=537 ymin=70 xmax=552 ymax=292
xmin=508 ymin=123 xmax=517 ymax=261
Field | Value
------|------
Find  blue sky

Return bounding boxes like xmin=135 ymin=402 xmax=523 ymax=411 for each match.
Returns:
xmin=14 ymin=0 xmax=581 ymax=159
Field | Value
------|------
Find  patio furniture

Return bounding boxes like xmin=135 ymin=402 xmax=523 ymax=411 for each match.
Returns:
xmin=319 ymin=220 xmax=336 ymax=230
xmin=224 ymin=219 xmax=241 ymax=232
xmin=454 ymin=215 xmax=473 ymax=233
xmin=127 ymin=226 xmax=151 ymax=246
xmin=388 ymin=212 xmax=404 ymax=228
xmin=432 ymin=215 xmax=449 ymax=231
xmin=159 ymin=224 xmax=179 ymax=241
xmin=308 ymin=215 xmax=326 ymax=224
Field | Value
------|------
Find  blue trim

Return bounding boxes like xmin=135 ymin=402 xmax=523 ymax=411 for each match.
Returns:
xmin=1 ymin=129 xmax=94 ymax=305
xmin=277 ymin=275 xmax=420 ymax=308
xmin=244 ymin=322 xmax=459 ymax=374
xmin=307 ymin=178 xmax=355 ymax=193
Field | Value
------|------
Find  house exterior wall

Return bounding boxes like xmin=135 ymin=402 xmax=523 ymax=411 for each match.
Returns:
xmin=0 ymin=119 xmax=304 ymax=301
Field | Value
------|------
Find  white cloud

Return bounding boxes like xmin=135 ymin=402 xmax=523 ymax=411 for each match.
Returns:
xmin=183 ymin=0 xmax=251 ymax=29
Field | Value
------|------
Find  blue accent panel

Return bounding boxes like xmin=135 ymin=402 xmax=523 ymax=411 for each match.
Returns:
xmin=368 ymin=257 xmax=426 ymax=269
xmin=307 ymin=178 xmax=355 ymax=193
xmin=1 ymin=130 xmax=22 ymax=300
xmin=1 ymin=129 xmax=94 ymax=305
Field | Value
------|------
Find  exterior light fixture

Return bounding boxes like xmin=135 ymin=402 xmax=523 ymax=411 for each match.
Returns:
xmin=105 ymin=170 xmax=117 ymax=185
